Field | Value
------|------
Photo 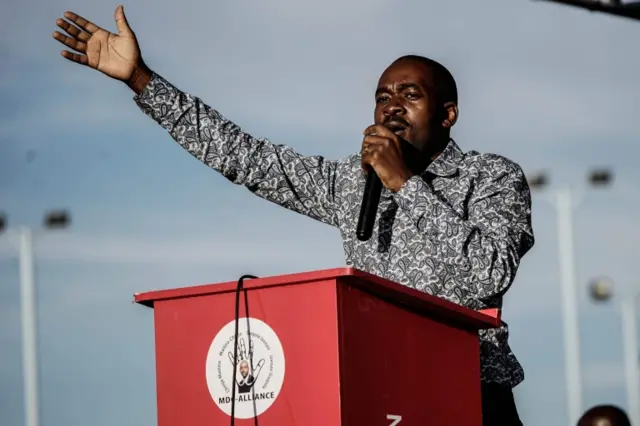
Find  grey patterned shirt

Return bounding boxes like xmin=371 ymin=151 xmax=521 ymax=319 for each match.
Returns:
xmin=134 ymin=72 xmax=535 ymax=387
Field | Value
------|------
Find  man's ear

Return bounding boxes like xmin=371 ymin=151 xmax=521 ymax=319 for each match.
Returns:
xmin=442 ymin=102 xmax=458 ymax=128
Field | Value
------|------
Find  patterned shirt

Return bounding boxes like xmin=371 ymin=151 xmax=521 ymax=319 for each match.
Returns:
xmin=134 ymin=72 xmax=535 ymax=387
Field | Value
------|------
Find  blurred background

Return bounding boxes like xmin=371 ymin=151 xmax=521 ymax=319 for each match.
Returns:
xmin=1 ymin=0 xmax=639 ymax=425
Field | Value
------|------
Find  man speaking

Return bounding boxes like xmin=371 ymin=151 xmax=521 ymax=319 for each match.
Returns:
xmin=52 ymin=6 xmax=534 ymax=425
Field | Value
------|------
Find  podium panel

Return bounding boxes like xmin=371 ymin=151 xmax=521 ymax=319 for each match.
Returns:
xmin=135 ymin=267 xmax=499 ymax=426
xmin=338 ymin=283 xmax=481 ymax=426
xmin=152 ymin=278 xmax=342 ymax=426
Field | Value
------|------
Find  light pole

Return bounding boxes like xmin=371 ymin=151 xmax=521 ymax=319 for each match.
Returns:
xmin=588 ymin=277 xmax=640 ymax=426
xmin=0 ymin=210 xmax=71 ymax=426
xmin=528 ymin=168 xmax=613 ymax=426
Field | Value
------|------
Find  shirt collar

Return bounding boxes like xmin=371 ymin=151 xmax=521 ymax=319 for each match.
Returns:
xmin=424 ymin=139 xmax=464 ymax=177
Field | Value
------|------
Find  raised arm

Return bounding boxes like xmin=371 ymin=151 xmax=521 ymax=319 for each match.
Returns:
xmin=133 ymin=73 xmax=340 ymax=225
xmin=52 ymin=6 xmax=341 ymax=226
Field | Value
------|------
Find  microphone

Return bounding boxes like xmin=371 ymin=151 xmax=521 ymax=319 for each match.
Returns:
xmin=356 ymin=165 xmax=382 ymax=241
xmin=357 ymin=122 xmax=409 ymax=241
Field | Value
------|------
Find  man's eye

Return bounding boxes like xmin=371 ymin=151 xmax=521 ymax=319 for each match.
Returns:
xmin=376 ymin=97 xmax=389 ymax=104
xmin=405 ymin=93 xmax=420 ymax=100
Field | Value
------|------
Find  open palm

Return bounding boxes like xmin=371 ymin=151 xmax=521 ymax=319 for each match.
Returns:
xmin=52 ymin=6 xmax=141 ymax=82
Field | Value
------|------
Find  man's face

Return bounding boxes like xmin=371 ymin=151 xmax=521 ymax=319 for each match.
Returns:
xmin=239 ymin=361 xmax=249 ymax=377
xmin=374 ymin=59 xmax=439 ymax=153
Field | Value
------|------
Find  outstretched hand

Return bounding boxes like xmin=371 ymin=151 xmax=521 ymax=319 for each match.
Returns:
xmin=52 ymin=5 xmax=146 ymax=85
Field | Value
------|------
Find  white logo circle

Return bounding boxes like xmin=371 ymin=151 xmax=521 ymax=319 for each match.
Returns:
xmin=205 ymin=318 xmax=285 ymax=419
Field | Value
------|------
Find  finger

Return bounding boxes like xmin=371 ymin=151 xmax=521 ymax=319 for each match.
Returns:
xmin=363 ymin=124 xmax=379 ymax=135
xmin=114 ymin=5 xmax=133 ymax=35
xmin=239 ymin=339 xmax=247 ymax=358
xmin=254 ymin=365 xmax=263 ymax=377
xmin=63 ymin=11 xmax=101 ymax=34
xmin=53 ymin=31 xmax=87 ymax=53
xmin=56 ymin=19 xmax=91 ymax=42
xmin=361 ymin=137 xmax=385 ymax=162
xmin=361 ymin=145 xmax=384 ymax=170
xmin=362 ymin=144 xmax=384 ymax=158
xmin=60 ymin=50 xmax=88 ymax=66
xmin=363 ymin=124 xmax=391 ymax=137
xmin=362 ymin=135 xmax=391 ymax=147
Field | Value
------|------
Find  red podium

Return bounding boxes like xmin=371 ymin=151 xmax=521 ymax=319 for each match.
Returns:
xmin=134 ymin=267 xmax=501 ymax=426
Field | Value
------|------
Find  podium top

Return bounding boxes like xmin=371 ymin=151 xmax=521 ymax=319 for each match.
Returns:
xmin=134 ymin=267 xmax=501 ymax=330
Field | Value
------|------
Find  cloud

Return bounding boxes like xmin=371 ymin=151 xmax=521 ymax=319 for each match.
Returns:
xmin=1 ymin=180 xmax=637 ymax=318
xmin=466 ymin=71 xmax=639 ymax=147
xmin=4 ymin=1 xmax=640 ymax=426
xmin=583 ymin=360 xmax=628 ymax=391
xmin=0 ymin=229 xmax=343 ymax=268
xmin=519 ymin=360 xmax=628 ymax=394
xmin=4 ymin=0 xmax=640 ymax=163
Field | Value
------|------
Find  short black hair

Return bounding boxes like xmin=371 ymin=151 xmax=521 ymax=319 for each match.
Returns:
xmin=393 ymin=55 xmax=458 ymax=105
xmin=578 ymin=405 xmax=631 ymax=426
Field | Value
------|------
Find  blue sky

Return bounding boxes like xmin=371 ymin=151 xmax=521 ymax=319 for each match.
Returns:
xmin=1 ymin=0 xmax=640 ymax=425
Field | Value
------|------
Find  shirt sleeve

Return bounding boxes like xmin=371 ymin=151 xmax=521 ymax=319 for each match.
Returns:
xmin=133 ymin=72 xmax=340 ymax=227
xmin=393 ymin=159 xmax=534 ymax=307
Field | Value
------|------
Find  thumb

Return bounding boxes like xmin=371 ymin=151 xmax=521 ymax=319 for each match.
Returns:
xmin=114 ymin=5 xmax=132 ymax=34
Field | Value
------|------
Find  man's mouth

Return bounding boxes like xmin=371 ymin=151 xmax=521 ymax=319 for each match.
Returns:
xmin=385 ymin=120 xmax=408 ymax=135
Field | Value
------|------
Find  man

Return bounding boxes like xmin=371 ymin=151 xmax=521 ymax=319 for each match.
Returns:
xmin=236 ymin=360 xmax=255 ymax=394
xmin=577 ymin=405 xmax=631 ymax=426
xmin=52 ymin=6 xmax=534 ymax=425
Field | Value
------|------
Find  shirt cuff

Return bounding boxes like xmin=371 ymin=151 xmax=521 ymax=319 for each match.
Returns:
xmin=132 ymin=72 xmax=185 ymax=131
xmin=132 ymin=72 xmax=160 ymax=114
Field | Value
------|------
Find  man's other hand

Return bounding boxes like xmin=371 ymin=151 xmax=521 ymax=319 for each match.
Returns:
xmin=52 ymin=5 xmax=150 ymax=92
xmin=361 ymin=125 xmax=414 ymax=192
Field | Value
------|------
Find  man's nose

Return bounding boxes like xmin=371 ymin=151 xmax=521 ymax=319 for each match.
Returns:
xmin=384 ymin=99 xmax=405 ymax=116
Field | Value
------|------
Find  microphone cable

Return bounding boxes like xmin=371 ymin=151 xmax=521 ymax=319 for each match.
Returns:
xmin=230 ymin=274 xmax=259 ymax=426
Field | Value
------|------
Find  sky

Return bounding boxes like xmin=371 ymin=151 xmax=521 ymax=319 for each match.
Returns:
xmin=1 ymin=0 xmax=640 ymax=425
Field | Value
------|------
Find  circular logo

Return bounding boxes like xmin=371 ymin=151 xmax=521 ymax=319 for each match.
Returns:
xmin=205 ymin=317 xmax=285 ymax=419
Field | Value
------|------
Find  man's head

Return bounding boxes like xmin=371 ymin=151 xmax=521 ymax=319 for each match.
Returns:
xmin=577 ymin=405 xmax=631 ymax=426
xmin=239 ymin=360 xmax=249 ymax=377
xmin=374 ymin=55 xmax=458 ymax=158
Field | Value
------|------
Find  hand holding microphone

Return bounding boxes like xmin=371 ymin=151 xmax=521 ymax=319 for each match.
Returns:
xmin=356 ymin=123 xmax=415 ymax=241
xmin=360 ymin=124 xmax=415 ymax=192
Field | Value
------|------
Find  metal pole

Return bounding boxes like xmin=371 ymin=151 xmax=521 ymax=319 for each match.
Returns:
xmin=556 ymin=186 xmax=583 ymax=425
xmin=621 ymin=297 xmax=640 ymax=426
xmin=19 ymin=228 xmax=40 ymax=426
